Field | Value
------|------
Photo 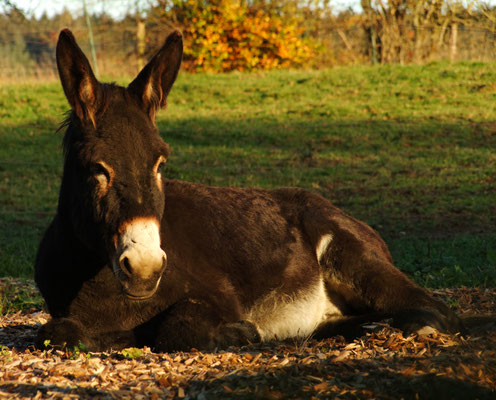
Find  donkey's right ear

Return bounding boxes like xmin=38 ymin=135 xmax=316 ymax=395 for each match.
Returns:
xmin=128 ymin=30 xmax=183 ymax=121
xmin=56 ymin=29 xmax=101 ymax=126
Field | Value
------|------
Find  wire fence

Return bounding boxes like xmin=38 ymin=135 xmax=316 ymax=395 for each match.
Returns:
xmin=0 ymin=22 xmax=496 ymax=79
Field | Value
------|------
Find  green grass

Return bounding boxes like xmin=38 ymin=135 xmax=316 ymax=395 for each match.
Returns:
xmin=0 ymin=277 xmax=43 ymax=314
xmin=1 ymin=62 xmax=495 ymax=288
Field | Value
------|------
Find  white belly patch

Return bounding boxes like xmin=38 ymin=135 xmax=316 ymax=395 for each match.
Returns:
xmin=245 ymin=277 xmax=341 ymax=341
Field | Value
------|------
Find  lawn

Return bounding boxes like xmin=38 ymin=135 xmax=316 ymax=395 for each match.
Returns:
xmin=1 ymin=62 xmax=495 ymax=287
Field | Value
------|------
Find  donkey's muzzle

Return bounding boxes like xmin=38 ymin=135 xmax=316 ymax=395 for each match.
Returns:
xmin=118 ymin=252 xmax=166 ymax=299
xmin=113 ymin=217 xmax=166 ymax=300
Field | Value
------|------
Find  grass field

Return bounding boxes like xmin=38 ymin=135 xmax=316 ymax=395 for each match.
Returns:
xmin=1 ymin=62 xmax=495 ymax=288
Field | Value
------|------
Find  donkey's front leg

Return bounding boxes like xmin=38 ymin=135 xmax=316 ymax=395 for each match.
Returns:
xmin=36 ymin=318 xmax=93 ymax=350
xmin=153 ymin=299 xmax=260 ymax=352
xmin=36 ymin=318 xmax=137 ymax=351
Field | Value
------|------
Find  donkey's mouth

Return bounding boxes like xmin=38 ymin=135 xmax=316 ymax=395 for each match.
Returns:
xmin=122 ymin=276 xmax=162 ymax=301
xmin=124 ymin=291 xmax=155 ymax=301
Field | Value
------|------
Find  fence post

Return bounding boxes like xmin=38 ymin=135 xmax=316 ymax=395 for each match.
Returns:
xmin=82 ymin=0 xmax=99 ymax=77
xmin=450 ymin=21 xmax=458 ymax=62
xmin=137 ymin=17 xmax=146 ymax=72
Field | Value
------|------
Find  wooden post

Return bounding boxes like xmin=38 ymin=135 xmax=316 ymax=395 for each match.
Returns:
xmin=450 ymin=21 xmax=458 ymax=62
xmin=137 ymin=17 xmax=146 ymax=72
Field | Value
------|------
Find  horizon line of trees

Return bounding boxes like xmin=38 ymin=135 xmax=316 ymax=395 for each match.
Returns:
xmin=1 ymin=0 xmax=496 ymax=78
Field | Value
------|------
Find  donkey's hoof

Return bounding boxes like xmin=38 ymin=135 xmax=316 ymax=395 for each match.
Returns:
xmin=36 ymin=318 xmax=91 ymax=350
xmin=216 ymin=320 xmax=261 ymax=347
xmin=393 ymin=308 xmax=463 ymax=335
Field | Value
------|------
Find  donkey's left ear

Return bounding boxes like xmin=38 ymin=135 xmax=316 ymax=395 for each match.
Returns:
xmin=56 ymin=29 xmax=102 ymax=127
xmin=128 ymin=30 xmax=183 ymax=120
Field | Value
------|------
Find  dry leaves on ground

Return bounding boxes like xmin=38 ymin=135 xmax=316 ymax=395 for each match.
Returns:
xmin=0 ymin=282 xmax=495 ymax=399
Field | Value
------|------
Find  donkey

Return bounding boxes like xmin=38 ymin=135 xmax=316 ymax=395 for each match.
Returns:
xmin=35 ymin=29 xmax=463 ymax=352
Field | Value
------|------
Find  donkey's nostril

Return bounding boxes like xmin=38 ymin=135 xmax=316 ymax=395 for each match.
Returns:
xmin=120 ymin=256 xmax=133 ymax=276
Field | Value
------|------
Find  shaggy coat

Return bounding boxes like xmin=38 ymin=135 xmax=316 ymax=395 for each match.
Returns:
xmin=35 ymin=29 xmax=463 ymax=352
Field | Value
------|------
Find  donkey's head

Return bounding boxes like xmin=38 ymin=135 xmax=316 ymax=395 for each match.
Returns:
xmin=56 ymin=29 xmax=182 ymax=300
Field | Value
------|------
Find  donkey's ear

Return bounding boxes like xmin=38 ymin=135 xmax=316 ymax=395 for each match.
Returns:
xmin=128 ymin=30 xmax=183 ymax=120
xmin=56 ymin=29 xmax=101 ymax=126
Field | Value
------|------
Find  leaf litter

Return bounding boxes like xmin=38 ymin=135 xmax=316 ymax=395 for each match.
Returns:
xmin=0 ymin=281 xmax=495 ymax=399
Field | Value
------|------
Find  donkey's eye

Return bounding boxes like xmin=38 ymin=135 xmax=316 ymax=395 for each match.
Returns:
xmin=92 ymin=161 xmax=114 ymax=195
xmin=92 ymin=163 xmax=110 ymax=181
xmin=95 ymin=172 xmax=108 ymax=186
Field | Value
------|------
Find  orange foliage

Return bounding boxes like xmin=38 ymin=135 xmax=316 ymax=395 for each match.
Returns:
xmin=165 ymin=0 xmax=319 ymax=72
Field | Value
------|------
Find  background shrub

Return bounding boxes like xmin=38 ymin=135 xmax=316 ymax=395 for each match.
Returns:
xmin=155 ymin=0 xmax=319 ymax=72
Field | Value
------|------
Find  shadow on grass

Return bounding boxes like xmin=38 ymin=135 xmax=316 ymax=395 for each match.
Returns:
xmin=156 ymin=116 xmax=496 ymax=231
xmin=1 ymin=117 xmax=495 ymax=284
xmin=158 ymin=117 xmax=496 ymax=152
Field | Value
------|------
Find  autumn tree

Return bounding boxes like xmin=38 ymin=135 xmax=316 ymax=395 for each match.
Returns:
xmin=148 ymin=0 xmax=319 ymax=72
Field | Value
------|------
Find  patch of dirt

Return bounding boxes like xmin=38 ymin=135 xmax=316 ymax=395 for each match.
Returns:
xmin=0 ymin=284 xmax=495 ymax=399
